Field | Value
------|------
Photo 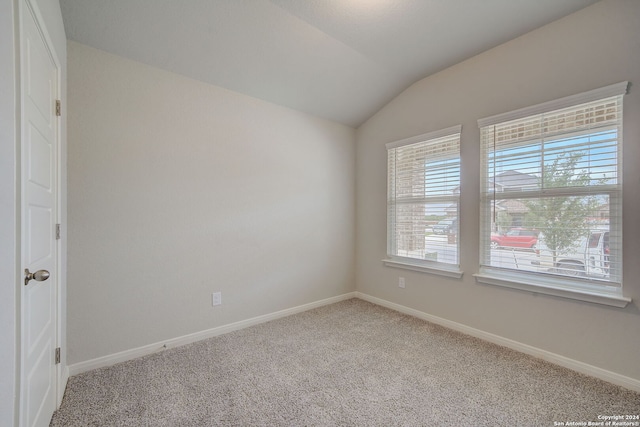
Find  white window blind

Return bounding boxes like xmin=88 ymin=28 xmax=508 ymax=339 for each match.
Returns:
xmin=386 ymin=126 xmax=461 ymax=272
xmin=478 ymin=83 xmax=627 ymax=297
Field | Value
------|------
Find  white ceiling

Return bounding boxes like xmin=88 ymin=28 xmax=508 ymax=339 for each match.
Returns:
xmin=60 ymin=0 xmax=599 ymax=127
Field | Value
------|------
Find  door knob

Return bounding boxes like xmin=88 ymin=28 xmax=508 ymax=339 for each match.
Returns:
xmin=24 ymin=269 xmax=50 ymax=286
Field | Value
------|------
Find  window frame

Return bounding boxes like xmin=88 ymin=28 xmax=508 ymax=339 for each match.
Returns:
xmin=384 ymin=125 xmax=463 ymax=278
xmin=474 ymin=82 xmax=630 ymax=307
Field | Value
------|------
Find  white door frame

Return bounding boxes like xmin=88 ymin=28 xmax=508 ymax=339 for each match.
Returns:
xmin=18 ymin=0 xmax=65 ymax=424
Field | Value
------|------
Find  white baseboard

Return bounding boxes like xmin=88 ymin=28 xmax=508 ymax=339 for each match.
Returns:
xmin=355 ymin=292 xmax=640 ymax=393
xmin=69 ymin=292 xmax=357 ymax=376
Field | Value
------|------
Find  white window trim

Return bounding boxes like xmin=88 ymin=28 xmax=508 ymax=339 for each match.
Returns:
xmin=385 ymin=125 xmax=462 ymax=150
xmin=383 ymin=257 xmax=464 ymax=279
xmin=386 ymin=125 xmax=462 ymax=275
xmin=474 ymin=271 xmax=630 ymax=308
xmin=476 ymin=82 xmax=630 ymax=307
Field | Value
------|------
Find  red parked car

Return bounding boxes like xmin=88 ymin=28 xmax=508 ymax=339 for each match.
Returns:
xmin=490 ymin=228 xmax=538 ymax=249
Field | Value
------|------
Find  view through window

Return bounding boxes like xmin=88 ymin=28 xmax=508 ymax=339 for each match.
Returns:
xmin=387 ymin=126 xmax=461 ymax=271
xmin=479 ymin=93 xmax=624 ymax=289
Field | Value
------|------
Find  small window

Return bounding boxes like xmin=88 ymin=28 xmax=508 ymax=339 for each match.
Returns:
xmin=476 ymin=82 xmax=629 ymax=307
xmin=384 ymin=126 xmax=462 ymax=277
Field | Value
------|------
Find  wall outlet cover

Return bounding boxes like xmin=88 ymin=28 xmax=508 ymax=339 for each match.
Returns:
xmin=212 ymin=292 xmax=222 ymax=306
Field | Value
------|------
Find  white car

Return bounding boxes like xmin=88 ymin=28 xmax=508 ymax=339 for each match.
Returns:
xmin=531 ymin=230 xmax=610 ymax=278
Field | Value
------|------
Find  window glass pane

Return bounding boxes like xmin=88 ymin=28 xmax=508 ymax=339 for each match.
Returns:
xmin=486 ymin=130 xmax=617 ymax=193
xmin=390 ymin=202 xmax=458 ymax=264
xmin=480 ymin=93 xmax=623 ymax=289
xmin=387 ymin=129 xmax=461 ymax=268
xmin=486 ymin=195 xmax=616 ymax=282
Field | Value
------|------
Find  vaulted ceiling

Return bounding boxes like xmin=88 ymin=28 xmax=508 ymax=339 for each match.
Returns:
xmin=60 ymin=0 xmax=599 ymax=127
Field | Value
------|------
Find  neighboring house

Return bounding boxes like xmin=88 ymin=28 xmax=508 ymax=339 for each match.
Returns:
xmin=490 ymin=171 xmax=538 ymax=229
xmin=455 ymin=171 xmax=538 ymax=229
xmin=494 ymin=199 xmax=529 ymax=228
xmin=490 ymin=170 xmax=538 ymax=193
xmin=444 ymin=203 xmax=458 ymax=217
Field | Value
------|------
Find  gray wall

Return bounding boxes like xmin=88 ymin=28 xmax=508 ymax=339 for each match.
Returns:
xmin=67 ymin=42 xmax=356 ymax=364
xmin=356 ymin=0 xmax=640 ymax=380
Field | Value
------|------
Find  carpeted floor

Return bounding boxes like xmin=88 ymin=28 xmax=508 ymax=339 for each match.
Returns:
xmin=51 ymin=299 xmax=640 ymax=426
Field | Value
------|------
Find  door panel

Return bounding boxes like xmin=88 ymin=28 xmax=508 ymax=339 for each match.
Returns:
xmin=27 ymin=124 xmax=52 ymax=190
xmin=26 ymin=339 xmax=54 ymax=427
xmin=26 ymin=30 xmax=54 ymax=128
xmin=27 ymin=206 xmax=52 ymax=264
xmin=20 ymin=1 xmax=59 ymax=426
xmin=26 ymin=282 xmax=52 ymax=355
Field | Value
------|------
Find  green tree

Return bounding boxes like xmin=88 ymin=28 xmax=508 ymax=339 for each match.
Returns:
xmin=524 ymin=152 xmax=602 ymax=265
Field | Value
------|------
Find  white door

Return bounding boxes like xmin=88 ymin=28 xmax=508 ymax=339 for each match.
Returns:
xmin=20 ymin=1 xmax=60 ymax=426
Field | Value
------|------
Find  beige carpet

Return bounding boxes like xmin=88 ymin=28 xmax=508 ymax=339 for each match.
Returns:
xmin=51 ymin=299 xmax=640 ymax=426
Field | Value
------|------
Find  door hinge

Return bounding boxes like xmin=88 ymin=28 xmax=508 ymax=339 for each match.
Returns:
xmin=55 ymin=100 xmax=61 ymax=117
xmin=55 ymin=347 xmax=61 ymax=365
xmin=55 ymin=223 xmax=61 ymax=240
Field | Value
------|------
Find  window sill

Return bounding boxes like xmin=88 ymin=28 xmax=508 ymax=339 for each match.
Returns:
xmin=473 ymin=271 xmax=631 ymax=308
xmin=383 ymin=258 xmax=463 ymax=279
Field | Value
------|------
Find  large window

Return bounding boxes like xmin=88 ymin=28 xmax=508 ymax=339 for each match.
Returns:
xmin=385 ymin=125 xmax=462 ymax=277
xmin=476 ymin=82 xmax=629 ymax=306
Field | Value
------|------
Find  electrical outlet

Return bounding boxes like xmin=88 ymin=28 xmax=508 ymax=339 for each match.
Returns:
xmin=399 ymin=277 xmax=405 ymax=288
xmin=212 ymin=292 xmax=222 ymax=306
